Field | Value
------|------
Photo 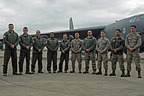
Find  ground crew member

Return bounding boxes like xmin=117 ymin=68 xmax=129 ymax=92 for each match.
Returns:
xmin=125 ymin=25 xmax=142 ymax=78
xmin=46 ymin=32 xmax=59 ymax=73
xmin=83 ymin=30 xmax=97 ymax=74
xmin=19 ymin=27 xmax=33 ymax=75
xmin=96 ymin=30 xmax=110 ymax=76
xmin=70 ymin=33 xmax=83 ymax=73
xmin=31 ymin=30 xmax=45 ymax=73
xmin=109 ymin=29 xmax=125 ymax=77
xmin=57 ymin=34 xmax=71 ymax=73
xmin=3 ymin=24 xmax=19 ymax=76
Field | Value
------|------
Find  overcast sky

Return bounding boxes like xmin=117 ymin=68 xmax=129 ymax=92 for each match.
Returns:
xmin=0 ymin=0 xmax=144 ymax=37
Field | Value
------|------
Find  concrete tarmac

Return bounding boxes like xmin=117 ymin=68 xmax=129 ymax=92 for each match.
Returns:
xmin=0 ymin=51 xmax=144 ymax=96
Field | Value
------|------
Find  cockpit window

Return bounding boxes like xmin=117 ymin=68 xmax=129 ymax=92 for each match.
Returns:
xmin=135 ymin=17 xmax=140 ymax=21
xmin=140 ymin=15 xmax=144 ymax=21
xmin=133 ymin=17 xmax=137 ymax=22
xmin=129 ymin=18 xmax=133 ymax=22
xmin=129 ymin=15 xmax=144 ymax=22
xmin=129 ymin=17 xmax=137 ymax=22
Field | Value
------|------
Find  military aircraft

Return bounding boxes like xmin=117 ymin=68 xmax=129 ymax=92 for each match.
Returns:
xmin=39 ymin=14 xmax=144 ymax=53
xmin=1 ymin=14 xmax=144 ymax=52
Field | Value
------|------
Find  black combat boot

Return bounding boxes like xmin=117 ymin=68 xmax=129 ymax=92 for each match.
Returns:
xmin=48 ymin=71 xmax=51 ymax=73
xmin=25 ymin=72 xmax=33 ymax=74
xmin=125 ymin=71 xmax=130 ymax=77
xmin=92 ymin=69 xmax=96 ymax=74
xmin=19 ymin=72 xmax=23 ymax=75
xmin=96 ymin=68 xmax=102 ymax=75
xmin=104 ymin=70 xmax=108 ymax=76
xmin=53 ymin=71 xmax=56 ymax=73
xmin=65 ymin=70 xmax=68 ymax=73
xmin=138 ymin=71 xmax=142 ymax=78
xmin=57 ymin=70 xmax=62 ymax=73
xmin=120 ymin=71 xmax=125 ymax=77
xmin=3 ymin=74 xmax=7 ymax=76
xmin=109 ymin=70 xmax=116 ymax=76
xmin=83 ymin=69 xmax=89 ymax=74
xmin=13 ymin=72 xmax=19 ymax=75
xmin=38 ymin=71 xmax=44 ymax=73
xmin=70 ymin=69 xmax=75 ymax=73
xmin=79 ymin=69 xmax=82 ymax=73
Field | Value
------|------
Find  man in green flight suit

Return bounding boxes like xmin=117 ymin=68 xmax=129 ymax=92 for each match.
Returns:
xmin=46 ymin=32 xmax=59 ymax=73
xmin=57 ymin=34 xmax=71 ymax=73
xmin=3 ymin=24 xmax=19 ymax=76
xmin=19 ymin=27 xmax=33 ymax=75
xmin=83 ymin=30 xmax=97 ymax=74
xmin=31 ymin=30 xmax=45 ymax=73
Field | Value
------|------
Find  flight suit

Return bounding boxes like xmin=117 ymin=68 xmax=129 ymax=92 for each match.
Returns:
xmin=96 ymin=37 xmax=110 ymax=75
xmin=46 ymin=38 xmax=59 ymax=72
xmin=71 ymin=39 xmax=83 ymax=72
xmin=31 ymin=36 xmax=45 ymax=73
xmin=83 ymin=36 xmax=97 ymax=73
xmin=110 ymin=36 xmax=125 ymax=76
xmin=3 ymin=31 xmax=19 ymax=75
xmin=19 ymin=34 xmax=33 ymax=74
xmin=125 ymin=33 xmax=142 ymax=72
xmin=58 ymin=39 xmax=71 ymax=72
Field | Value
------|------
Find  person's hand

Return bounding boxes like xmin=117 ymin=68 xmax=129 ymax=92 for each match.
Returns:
xmin=26 ymin=46 xmax=30 ymax=49
xmin=73 ymin=50 xmax=77 ymax=54
xmin=10 ymin=44 xmax=14 ymax=49
xmin=114 ymin=49 xmax=117 ymax=53
xmin=129 ymin=48 xmax=134 ymax=52
xmin=86 ymin=49 xmax=90 ymax=52
xmin=62 ymin=50 xmax=65 ymax=53
xmin=100 ymin=50 xmax=103 ymax=54
xmin=38 ymin=49 xmax=41 ymax=52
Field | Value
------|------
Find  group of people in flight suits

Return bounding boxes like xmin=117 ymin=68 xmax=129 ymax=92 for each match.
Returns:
xmin=2 ymin=24 xmax=142 ymax=78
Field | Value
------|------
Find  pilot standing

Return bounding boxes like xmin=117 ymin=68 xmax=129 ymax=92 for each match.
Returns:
xmin=57 ymin=34 xmax=71 ymax=73
xmin=96 ymin=30 xmax=110 ymax=76
xmin=19 ymin=27 xmax=33 ymax=75
xmin=125 ymin=25 xmax=142 ymax=78
xmin=3 ymin=24 xmax=19 ymax=76
xmin=109 ymin=29 xmax=125 ymax=77
xmin=31 ymin=30 xmax=45 ymax=73
xmin=70 ymin=33 xmax=83 ymax=73
xmin=83 ymin=30 xmax=97 ymax=74
xmin=46 ymin=32 xmax=59 ymax=73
